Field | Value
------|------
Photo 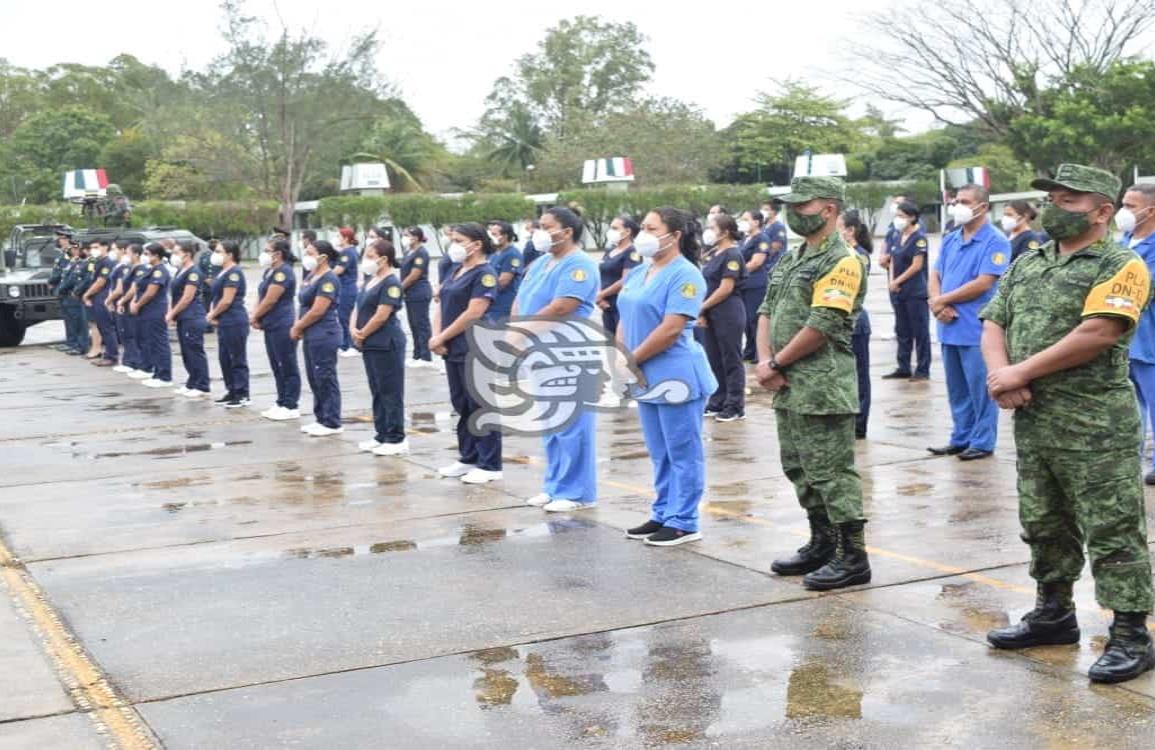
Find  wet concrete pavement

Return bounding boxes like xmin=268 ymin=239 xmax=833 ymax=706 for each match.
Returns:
xmin=3 ymin=265 xmax=1155 ymax=748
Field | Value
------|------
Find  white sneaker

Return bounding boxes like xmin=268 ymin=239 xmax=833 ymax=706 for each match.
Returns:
xmin=184 ymin=390 xmax=209 ymax=399
xmin=173 ymin=386 xmax=192 ymax=396
xmin=358 ymin=439 xmax=382 ymax=452
xmin=338 ymin=349 xmax=361 ymax=358
xmin=405 ymin=359 xmax=421 ymax=369
xmin=372 ymin=440 xmax=410 ymax=457
xmin=438 ymin=461 xmax=475 ymax=478
xmin=300 ymin=422 xmax=320 ymax=433
xmin=270 ymin=408 xmax=300 ymax=421
xmin=526 ymin=493 xmax=553 ymax=507
xmin=112 ymin=365 xmax=131 ymax=373
xmin=145 ymin=379 xmax=173 ymax=389
xmin=261 ymin=406 xmax=281 ymax=418
xmin=543 ymin=499 xmax=597 ymax=513
xmin=461 ymin=468 xmax=503 ymax=484
xmin=308 ymin=424 xmax=344 ymax=437
xmin=128 ymin=370 xmax=151 ymax=380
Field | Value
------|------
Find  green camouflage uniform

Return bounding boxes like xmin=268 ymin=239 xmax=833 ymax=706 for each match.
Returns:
xmin=980 ymin=163 xmax=1154 ymax=613
xmin=759 ymin=176 xmax=868 ymax=525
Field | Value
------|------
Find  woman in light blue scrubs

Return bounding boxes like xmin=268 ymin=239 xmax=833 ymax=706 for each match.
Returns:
xmin=617 ymin=207 xmax=717 ymax=546
xmin=514 ymin=207 xmax=601 ymax=513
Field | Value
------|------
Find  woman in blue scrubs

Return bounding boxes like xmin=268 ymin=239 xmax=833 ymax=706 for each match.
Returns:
xmin=131 ymin=242 xmax=173 ymax=388
xmin=617 ymin=208 xmax=717 ymax=546
xmin=399 ymin=227 xmax=435 ymax=369
xmin=431 ymin=223 xmax=501 ymax=485
xmin=596 ymin=215 xmax=641 ymax=336
xmin=292 ymin=240 xmax=344 ymax=437
xmin=252 ymin=239 xmax=301 ymax=421
xmin=698 ymin=213 xmax=747 ymax=422
xmin=839 ymin=210 xmax=873 ymax=438
xmin=166 ymin=239 xmax=210 ymax=399
xmin=486 ymin=220 xmax=523 ymax=321
xmin=206 ymin=241 xmax=251 ymax=408
xmin=515 ymin=207 xmax=600 ymax=512
xmin=353 ymin=239 xmax=409 ymax=457
xmin=883 ymin=201 xmax=931 ymax=380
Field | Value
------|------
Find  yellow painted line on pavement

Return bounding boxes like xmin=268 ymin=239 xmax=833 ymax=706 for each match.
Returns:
xmin=0 ymin=541 xmax=156 ymax=749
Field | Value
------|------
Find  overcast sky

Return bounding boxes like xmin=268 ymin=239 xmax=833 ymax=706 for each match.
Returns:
xmin=2 ymin=0 xmax=932 ymax=143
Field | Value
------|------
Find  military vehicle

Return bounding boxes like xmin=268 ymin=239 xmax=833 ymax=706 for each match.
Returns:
xmin=0 ymin=224 xmax=207 ymax=347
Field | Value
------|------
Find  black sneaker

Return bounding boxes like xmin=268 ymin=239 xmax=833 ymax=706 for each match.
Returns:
xmin=881 ymin=370 xmax=912 ymax=380
xmin=715 ymin=410 xmax=745 ymax=423
xmin=910 ymin=373 xmax=930 ymax=381
xmin=644 ymin=527 xmax=703 ymax=546
xmin=224 ymin=398 xmax=249 ymax=409
xmin=626 ymin=520 xmax=664 ymax=540
xmin=703 ymin=407 xmax=721 ymax=417
xmin=215 ymin=393 xmax=235 ymax=404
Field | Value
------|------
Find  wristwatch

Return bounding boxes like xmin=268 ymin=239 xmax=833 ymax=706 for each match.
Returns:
xmin=768 ymin=356 xmax=785 ymax=372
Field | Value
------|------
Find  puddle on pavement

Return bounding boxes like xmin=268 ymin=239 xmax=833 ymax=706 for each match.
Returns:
xmin=94 ymin=398 xmax=168 ymax=416
xmin=91 ymin=440 xmax=255 ymax=459
xmin=409 ymin=411 xmax=447 ymax=434
xmin=785 ymin=662 xmax=863 ymax=719
xmin=935 ymin=581 xmax=1012 ymax=635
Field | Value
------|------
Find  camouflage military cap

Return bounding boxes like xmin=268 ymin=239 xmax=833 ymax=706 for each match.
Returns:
xmin=1031 ymin=163 xmax=1121 ymax=200
xmin=772 ymin=176 xmax=846 ymax=205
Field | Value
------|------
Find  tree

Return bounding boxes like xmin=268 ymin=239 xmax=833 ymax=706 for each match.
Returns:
xmin=948 ymin=143 xmax=1035 ymax=193
xmin=357 ymin=101 xmax=445 ymax=192
xmin=484 ymin=104 xmax=544 ymax=174
xmin=0 ymin=107 xmax=115 ymax=203
xmin=845 ymin=0 xmax=1155 ymax=136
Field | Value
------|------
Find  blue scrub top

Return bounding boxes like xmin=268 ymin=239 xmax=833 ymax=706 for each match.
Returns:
xmin=1126 ymin=232 xmax=1155 ymax=364
xmin=439 ymin=262 xmax=498 ymax=361
xmin=136 ymin=264 xmax=170 ymax=320
xmin=170 ymin=266 xmax=206 ymax=322
xmin=890 ymin=228 xmax=930 ymax=299
xmin=740 ymin=231 xmax=773 ymax=289
xmin=1010 ymin=230 xmax=1045 ymax=261
xmin=617 ymin=256 xmax=718 ymax=401
xmin=298 ymin=269 xmax=341 ymax=341
xmin=128 ymin=263 xmax=150 ymax=299
xmin=516 ymin=248 xmax=598 ymax=317
xmin=489 ymin=244 xmax=524 ymax=317
xmin=355 ymin=274 xmax=405 ymax=351
xmin=401 ymin=246 xmax=433 ymax=302
xmin=599 ymin=246 xmax=641 ymax=299
xmin=934 ymin=223 xmax=1011 ymax=346
xmin=108 ymin=262 xmax=129 ymax=297
xmin=257 ymin=265 xmax=297 ymax=329
xmin=211 ymin=265 xmax=248 ymax=326
xmin=335 ymin=246 xmax=360 ymax=294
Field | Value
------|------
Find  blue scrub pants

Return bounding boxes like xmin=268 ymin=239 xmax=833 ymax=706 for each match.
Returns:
xmin=139 ymin=318 xmax=172 ymax=381
xmin=446 ymin=358 xmax=501 ymax=471
xmin=120 ymin=312 xmax=140 ymax=369
xmin=363 ymin=346 xmax=406 ymax=444
xmin=543 ymin=410 xmax=597 ymax=502
xmin=405 ymin=298 xmax=433 ymax=361
xmin=942 ymin=343 xmax=997 ymax=452
xmin=304 ymin=334 xmax=341 ymax=428
xmin=1129 ymin=360 xmax=1155 ymax=468
xmin=702 ymin=298 xmax=746 ymax=414
xmin=92 ymin=297 xmax=118 ymax=361
xmin=338 ymin=292 xmax=355 ymax=351
xmin=741 ymin=284 xmax=768 ymax=361
xmin=639 ymin=396 xmax=707 ymax=533
xmin=853 ymin=332 xmax=871 ymax=435
xmin=217 ymin=323 xmax=250 ymax=398
xmin=265 ymin=326 xmax=300 ymax=410
xmin=892 ymin=295 xmax=931 ymax=377
xmin=177 ymin=318 xmax=210 ymax=392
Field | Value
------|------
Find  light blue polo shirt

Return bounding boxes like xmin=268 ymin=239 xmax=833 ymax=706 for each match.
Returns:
xmin=935 ymin=222 xmax=1011 ymax=346
xmin=1126 ymin=232 xmax=1155 ymax=364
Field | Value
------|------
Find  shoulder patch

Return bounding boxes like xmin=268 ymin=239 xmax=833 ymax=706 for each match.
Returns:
xmin=680 ymin=282 xmax=697 ymax=299
xmin=570 ymin=268 xmax=588 ymax=282
xmin=630 ymin=252 xmax=641 ymax=262
xmin=321 ymin=282 xmax=335 ymax=293
xmin=230 ymin=272 xmax=240 ymax=282
xmin=811 ymin=256 xmax=863 ymax=313
xmin=511 ymin=258 xmax=521 ymax=267
xmin=992 ymin=252 xmax=1007 ymax=266
xmin=1082 ymin=257 xmax=1149 ymax=323
xmin=387 ymin=285 xmax=402 ymax=299
xmin=759 ymin=242 xmax=770 ymax=251
xmin=726 ymin=260 xmax=740 ymax=271
xmin=101 ymin=268 xmax=110 ymax=276
xmin=189 ymin=273 xmax=200 ymax=282
xmin=1028 ymin=240 xmax=1040 ymax=250
xmin=273 ymin=271 xmax=286 ymax=282
xmin=415 ymin=257 xmax=425 ymax=266
xmin=87 ymin=262 xmax=95 ymax=271
xmin=152 ymin=270 xmax=162 ymax=278
xmin=481 ymin=273 xmax=497 ymax=288
xmin=916 ymin=239 xmax=928 ymax=248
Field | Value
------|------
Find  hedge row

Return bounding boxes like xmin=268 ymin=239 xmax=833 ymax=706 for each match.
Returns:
xmin=0 ymin=200 xmax=280 ymax=242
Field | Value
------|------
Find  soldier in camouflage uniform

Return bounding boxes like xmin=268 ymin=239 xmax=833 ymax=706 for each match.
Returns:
xmin=981 ymin=163 xmax=1155 ymax=684
xmin=755 ymin=175 xmax=870 ymax=591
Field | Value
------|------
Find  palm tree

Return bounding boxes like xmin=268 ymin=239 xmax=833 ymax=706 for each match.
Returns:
xmin=486 ymin=105 xmax=543 ymax=175
xmin=358 ymin=116 xmax=442 ymax=192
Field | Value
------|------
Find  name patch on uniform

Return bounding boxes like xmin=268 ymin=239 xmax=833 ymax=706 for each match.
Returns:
xmin=321 ymin=282 xmax=335 ymax=293
xmin=571 ymin=269 xmax=587 ymax=282
xmin=726 ymin=260 xmax=740 ymax=271
xmin=415 ymin=257 xmax=424 ymax=266
xmin=1082 ymin=258 xmax=1150 ymax=323
xmin=1028 ymin=240 xmax=1040 ymax=250
xmin=680 ymin=282 xmax=697 ymax=298
xmin=810 ymin=255 xmax=863 ymax=313
xmin=387 ymin=285 xmax=401 ymax=298
xmin=230 ymin=273 xmax=240 ymax=282
xmin=481 ymin=274 xmax=497 ymax=288
xmin=992 ymin=252 xmax=1007 ymax=266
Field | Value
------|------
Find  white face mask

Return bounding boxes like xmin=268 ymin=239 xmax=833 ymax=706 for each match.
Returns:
xmin=108 ymin=249 xmax=120 ymax=263
xmin=447 ymin=243 xmax=468 ymax=264
xmin=606 ymin=228 xmax=623 ymax=246
xmin=701 ymin=228 xmax=718 ymax=247
xmin=737 ymin=220 xmax=752 ymax=234
xmin=258 ymin=252 xmax=272 ymax=268
xmin=635 ymin=231 xmax=670 ymax=259
xmin=950 ymin=204 xmax=977 ymax=225
xmin=532 ymin=229 xmax=555 ymax=251
xmin=171 ymin=252 xmax=184 ymax=267
xmin=302 ymin=254 xmax=318 ymax=272
xmin=1000 ymin=215 xmax=1020 ymax=233
xmin=90 ymin=248 xmax=104 ymax=258
xmin=210 ymin=252 xmax=225 ymax=267
xmin=360 ymin=259 xmax=379 ymax=276
xmin=1116 ymin=207 xmax=1150 ymax=234
xmin=488 ymin=233 xmax=503 ymax=246
xmin=760 ymin=210 xmax=770 ymax=221
xmin=892 ymin=216 xmax=910 ymax=232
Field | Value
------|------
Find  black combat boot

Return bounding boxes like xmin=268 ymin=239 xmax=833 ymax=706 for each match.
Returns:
xmin=987 ymin=582 xmax=1080 ymax=649
xmin=1088 ymin=612 xmax=1155 ymax=683
xmin=802 ymin=521 xmax=872 ymax=591
xmin=771 ymin=514 xmax=837 ymax=576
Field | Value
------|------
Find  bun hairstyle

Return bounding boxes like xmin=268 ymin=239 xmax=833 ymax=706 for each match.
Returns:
xmin=271 ymin=239 xmax=296 ymax=264
xmin=617 ymin=215 xmax=641 ymax=239
xmin=338 ymin=227 xmax=357 ymax=245
xmin=405 ymin=226 xmax=426 ymax=243
xmin=897 ymin=201 xmax=920 ymax=220
xmin=452 ymin=223 xmax=496 ymax=255
xmin=144 ymin=241 xmax=169 ymax=261
xmin=311 ymin=240 xmax=340 ymax=265
xmin=220 ymin=240 xmax=243 ymax=264
xmin=1007 ymin=199 xmax=1038 ymax=222
xmin=487 ymin=220 xmax=518 ymax=243
xmin=743 ymin=209 xmax=765 ymax=228
xmin=712 ymin=213 xmax=743 ymax=243
xmin=841 ymin=209 xmax=873 ymax=254
xmin=543 ymin=206 xmax=584 ymax=243
xmin=652 ymin=206 xmax=702 ymax=266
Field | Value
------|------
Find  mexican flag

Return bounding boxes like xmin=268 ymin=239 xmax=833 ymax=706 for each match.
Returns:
xmin=582 ymin=157 xmax=635 ymax=184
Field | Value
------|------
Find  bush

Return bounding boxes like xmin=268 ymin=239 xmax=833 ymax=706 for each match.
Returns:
xmin=0 ymin=200 xmax=280 ymax=242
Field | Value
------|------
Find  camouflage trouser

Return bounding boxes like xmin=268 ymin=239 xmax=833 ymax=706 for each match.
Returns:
xmin=1018 ymin=447 xmax=1153 ymax=613
xmin=776 ymin=409 xmax=864 ymax=524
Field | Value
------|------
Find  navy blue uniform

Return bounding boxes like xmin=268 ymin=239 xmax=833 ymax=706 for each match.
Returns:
xmin=889 ymin=228 xmax=931 ymax=378
xmin=598 ymin=245 xmax=641 ymax=336
xmin=258 ymin=265 xmax=300 ymax=410
xmin=121 ymin=263 xmax=150 ymax=370
xmin=1009 ymin=229 xmax=1045 ymax=262
xmin=299 ymin=270 xmax=342 ymax=428
xmin=356 ymin=274 xmax=407 ymax=444
xmin=700 ymin=245 xmax=747 ymax=415
xmin=852 ymin=246 xmax=872 ymax=436
xmin=739 ymin=231 xmax=775 ymax=360
xmin=334 ymin=246 xmax=360 ymax=351
xmin=89 ymin=256 xmax=119 ymax=361
xmin=59 ymin=258 xmax=90 ymax=352
xmin=488 ymin=244 xmax=523 ymax=319
xmin=521 ymin=239 xmax=542 ymax=268
xmin=401 ymin=246 xmax=433 ymax=362
xmin=440 ymin=262 xmax=501 ymax=471
xmin=211 ymin=265 xmax=250 ymax=399
xmin=135 ymin=264 xmax=172 ymax=381
xmin=171 ymin=266 xmax=209 ymax=392
xmin=108 ymin=262 xmax=131 ymax=365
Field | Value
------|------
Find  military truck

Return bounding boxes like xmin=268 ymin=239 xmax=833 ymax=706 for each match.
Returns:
xmin=0 ymin=224 xmax=207 ymax=347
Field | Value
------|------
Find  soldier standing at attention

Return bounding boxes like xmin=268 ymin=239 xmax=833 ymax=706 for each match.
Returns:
xmin=755 ymin=176 xmax=870 ymax=591
xmin=982 ymin=164 xmax=1155 ymax=684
